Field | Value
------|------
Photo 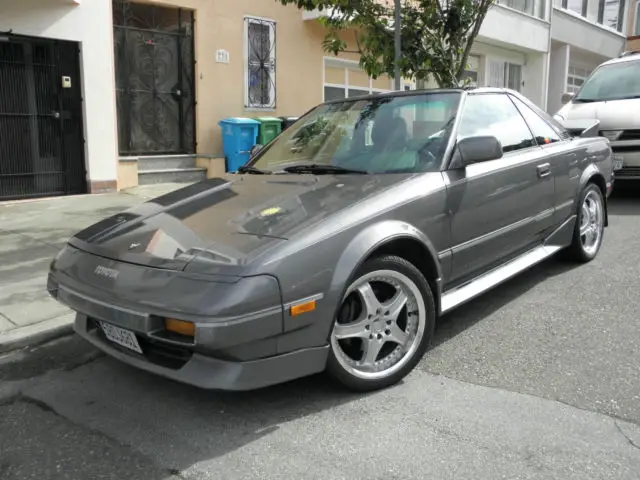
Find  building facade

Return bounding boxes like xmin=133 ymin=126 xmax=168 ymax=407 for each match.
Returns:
xmin=627 ymin=0 xmax=640 ymax=48
xmin=547 ymin=0 xmax=630 ymax=115
xmin=0 ymin=0 xmax=118 ymax=199
xmin=0 ymin=0 xmax=634 ymax=200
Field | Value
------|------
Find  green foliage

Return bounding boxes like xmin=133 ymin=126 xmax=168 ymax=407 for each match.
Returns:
xmin=278 ymin=0 xmax=495 ymax=88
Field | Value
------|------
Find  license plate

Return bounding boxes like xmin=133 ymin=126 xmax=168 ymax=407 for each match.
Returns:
xmin=99 ymin=321 xmax=143 ymax=354
xmin=613 ymin=155 xmax=624 ymax=171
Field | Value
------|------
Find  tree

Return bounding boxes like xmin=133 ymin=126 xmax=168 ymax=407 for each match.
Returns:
xmin=277 ymin=0 xmax=495 ymax=88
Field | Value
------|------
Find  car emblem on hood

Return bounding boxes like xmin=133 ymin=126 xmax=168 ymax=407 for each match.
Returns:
xmin=259 ymin=207 xmax=282 ymax=218
xmin=128 ymin=242 xmax=141 ymax=250
xmin=94 ymin=265 xmax=119 ymax=280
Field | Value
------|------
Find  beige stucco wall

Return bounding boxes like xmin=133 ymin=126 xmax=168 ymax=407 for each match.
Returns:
xmin=117 ymin=161 xmax=138 ymax=190
xmin=147 ymin=0 xmax=369 ymax=157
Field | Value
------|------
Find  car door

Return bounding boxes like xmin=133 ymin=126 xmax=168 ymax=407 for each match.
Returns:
xmin=443 ymin=93 xmax=555 ymax=287
xmin=508 ymin=94 xmax=579 ymax=228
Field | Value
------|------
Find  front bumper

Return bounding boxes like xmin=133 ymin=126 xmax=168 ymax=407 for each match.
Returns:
xmin=73 ymin=313 xmax=328 ymax=391
xmin=611 ymin=146 xmax=640 ymax=180
xmin=47 ymin=250 xmax=330 ymax=390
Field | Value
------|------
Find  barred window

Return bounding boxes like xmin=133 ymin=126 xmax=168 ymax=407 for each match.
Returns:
xmin=245 ymin=17 xmax=276 ymax=109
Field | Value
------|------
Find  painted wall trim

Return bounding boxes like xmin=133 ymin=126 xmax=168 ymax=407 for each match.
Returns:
xmin=553 ymin=6 xmax=628 ymax=39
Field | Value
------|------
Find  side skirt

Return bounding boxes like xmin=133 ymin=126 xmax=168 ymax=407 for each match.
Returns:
xmin=439 ymin=215 xmax=576 ymax=314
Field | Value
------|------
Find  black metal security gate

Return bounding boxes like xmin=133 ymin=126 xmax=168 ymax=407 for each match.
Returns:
xmin=0 ymin=35 xmax=86 ymax=200
xmin=113 ymin=1 xmax=196 ymax=156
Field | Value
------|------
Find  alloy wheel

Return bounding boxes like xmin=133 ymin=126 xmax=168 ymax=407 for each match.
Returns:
xmin=579 ymin=189 xmax=604 ymax=256
xmin=330 ymin=269 xmax=426 ymax=381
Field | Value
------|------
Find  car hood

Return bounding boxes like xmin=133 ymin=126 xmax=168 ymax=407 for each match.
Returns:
xmin=68 ymin=174 xmax=408 ymax=273
xmin=558 ymin=98 xmax=640 ymax=130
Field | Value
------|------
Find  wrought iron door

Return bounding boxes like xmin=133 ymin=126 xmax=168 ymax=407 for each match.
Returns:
xmin=0 ymin=36 xmax=86 ymax=200
xmin=113 ymin=1 xmax=196 ymax=156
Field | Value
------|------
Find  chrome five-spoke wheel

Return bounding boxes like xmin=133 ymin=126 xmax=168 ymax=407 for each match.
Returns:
xmin=327 ymin=255 xmax=435 ymax=391
xmin=579 ymin=189 xmax=603 ymax=256
xmin=566 ymin=183 xmax=605 ymax=262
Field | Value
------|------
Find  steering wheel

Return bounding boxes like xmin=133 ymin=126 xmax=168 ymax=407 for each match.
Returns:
xmin=416 ymin=138 xmax=441 ymax=169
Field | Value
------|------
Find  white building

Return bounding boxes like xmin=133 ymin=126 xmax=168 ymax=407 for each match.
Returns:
xmin=548 ymin=0 xmax=630 ymax=114
xmin=307 ymin=0 xmax=629 ymax=114
xmin=463 ymin=0 xmax=552 ymax=110
xmin=430 ymin=0 xmax=628 ymax=114
xmin=0 ymin=0 xmax=119 ymax=197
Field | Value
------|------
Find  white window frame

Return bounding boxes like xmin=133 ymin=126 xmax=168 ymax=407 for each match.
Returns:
xmin=244 ymin=15 xmax=276 ymax=111
xmin=496 ymin=0 xmax=536 ymax=17
xmin=566 ymin=65 xmax=591 ymax=94
xmin=461 ymin=54 xmax=481 ymax=87
xmin=322 ymin=57 xmax=393 ymax=101
xmin=505 ymin=62 xmax=523 ymax=91
xmin=485 ymin=58 xmax=523 ymax=92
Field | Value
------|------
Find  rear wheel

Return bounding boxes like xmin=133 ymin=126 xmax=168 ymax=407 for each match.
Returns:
xmin=565 ymin=183 xmax=605 ymax=262
xmin=326 ymin=255 xmax=435 ymax=392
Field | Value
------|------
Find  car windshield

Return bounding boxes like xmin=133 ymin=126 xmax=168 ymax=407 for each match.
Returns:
xmin=250 ymin=92 xmax=462 ymax=174
xmin=574 ymin=60 xmax=640 ymax=102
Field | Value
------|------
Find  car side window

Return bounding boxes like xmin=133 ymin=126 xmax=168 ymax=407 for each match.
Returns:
xmin=457 ymin=94 xmax=535 ymax=154
xmin=509 ymin=95 xmax=562 ymax=145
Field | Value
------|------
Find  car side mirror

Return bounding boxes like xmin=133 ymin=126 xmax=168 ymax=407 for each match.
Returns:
xmin=249 ymin=144 xmax=264 ymax=158
xmin=561 ymin=92 xmax=574 ymax=104
xmin=453 ymin=135 xmax=503 ymax=167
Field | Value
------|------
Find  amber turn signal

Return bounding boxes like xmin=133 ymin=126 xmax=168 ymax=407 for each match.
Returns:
xmin=290 ymin=300 xmax=316 ymax=317
xmin=164 ymin=318 xmax=195 ymax=337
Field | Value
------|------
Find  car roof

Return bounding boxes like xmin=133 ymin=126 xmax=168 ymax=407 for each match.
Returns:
xmin=599 ymin=50 xmax=640 ymax=67
xmin=321 ymin=86 xmax=519 ymax=105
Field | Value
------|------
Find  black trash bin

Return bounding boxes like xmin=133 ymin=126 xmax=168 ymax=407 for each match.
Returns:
xmin=279 ymin=116 xmax=299 ymax=131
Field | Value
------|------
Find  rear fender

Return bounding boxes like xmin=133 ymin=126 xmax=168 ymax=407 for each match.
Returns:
xmin=579 ymin=165 xmax=609 ymax=227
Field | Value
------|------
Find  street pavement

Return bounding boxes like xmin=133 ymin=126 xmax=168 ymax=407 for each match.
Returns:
xmin=0 ymin=184 xmax=184 ymax=352
xmin=0 ymin=188 xmax=639 ymax=479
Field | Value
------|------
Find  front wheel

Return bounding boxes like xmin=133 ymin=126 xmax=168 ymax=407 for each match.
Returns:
xmin=326 ymin=255 xmax=436 ymax=392
xmin=565 ymin=183 xmax=605 ymax=262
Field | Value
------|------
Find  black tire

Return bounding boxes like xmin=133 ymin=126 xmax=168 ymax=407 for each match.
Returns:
xmin=326 ymin=255 xmax=436 ymax=392
xmin=564 ymin=183 xmax=605 ymax=262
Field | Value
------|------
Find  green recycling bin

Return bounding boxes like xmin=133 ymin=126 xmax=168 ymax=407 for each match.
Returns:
xmin=256 ymin=117 xmax=283 ymax=145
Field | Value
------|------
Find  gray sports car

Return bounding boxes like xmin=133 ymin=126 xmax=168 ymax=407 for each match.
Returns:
xmin=47 ymin=88 xmax=614 ymax=392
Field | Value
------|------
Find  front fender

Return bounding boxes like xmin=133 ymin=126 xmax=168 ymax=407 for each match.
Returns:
xmin=328 ymin=219 xmax=442 ymax=302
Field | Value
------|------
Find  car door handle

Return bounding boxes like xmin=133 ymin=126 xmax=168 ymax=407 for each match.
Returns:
xmin=536 ymin=163 xmax=551 ymax=178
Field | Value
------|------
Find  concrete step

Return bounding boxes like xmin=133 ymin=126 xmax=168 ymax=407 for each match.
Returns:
xmin=136 ymin=155 xmax=197 ymax=172
xmin=138 ymin=168 xmax=207 ymax=185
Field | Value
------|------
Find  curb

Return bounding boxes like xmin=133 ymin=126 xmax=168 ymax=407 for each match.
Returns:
xmin=0 ymin=313 xmax=75 ymax=354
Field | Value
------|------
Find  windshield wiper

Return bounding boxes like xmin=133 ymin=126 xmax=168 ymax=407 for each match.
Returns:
xmin=573 ymin=98 xmax=597 ymax=103
xmin=281 ymin=164 xmax=367 ymax=175
xmin=237 ymin=165 xmax=271 ymax=175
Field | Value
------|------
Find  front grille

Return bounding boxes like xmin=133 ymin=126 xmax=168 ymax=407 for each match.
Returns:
xmin=611 ymin=145 xmax=640 ymax=153
xmin=91 ymin=318 xmax=193 ymax=370
xmin=619 ymin=130 xmax=640 ymax=141
xmin=615 ymin=167 xmax=640 ymax=179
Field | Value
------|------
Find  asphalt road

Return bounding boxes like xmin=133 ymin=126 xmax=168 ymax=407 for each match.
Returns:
xmin=1 ymin=190 xmax=639 ymax=480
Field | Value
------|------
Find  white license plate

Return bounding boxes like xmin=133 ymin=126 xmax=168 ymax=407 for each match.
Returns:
xmin=613 ymin=156 xmax=624 ymax=171
xmin=99 ymin=321 xmax=143 ymax=354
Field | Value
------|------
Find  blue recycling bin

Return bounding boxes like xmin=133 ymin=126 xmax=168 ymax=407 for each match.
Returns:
xmin=218 ymin=117 xmax=260 ymax=172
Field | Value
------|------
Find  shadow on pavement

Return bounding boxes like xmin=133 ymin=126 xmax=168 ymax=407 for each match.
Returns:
xmin=608 ymin=186 xmax=639 ymax=216
xmin=432 ymin=257 xmax=576 ymax=348
xmin=21 ymin=356 xmax=373 ymax=477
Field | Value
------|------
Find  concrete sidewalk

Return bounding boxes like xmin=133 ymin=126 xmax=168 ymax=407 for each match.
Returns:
xmin=0 ymin=183 xmax=185 ymax=353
